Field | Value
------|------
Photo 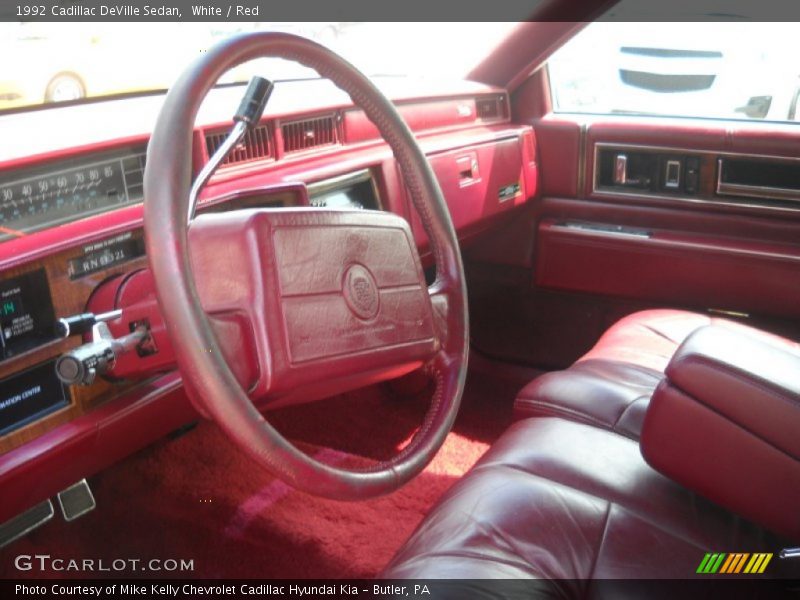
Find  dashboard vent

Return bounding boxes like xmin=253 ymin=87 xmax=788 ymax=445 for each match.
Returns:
xmin=205 ymin=124 xmax=273 ymax=166
xmin=476 ymin=96 xmax=505 ymax=120
xmin=282 ymin=115 xmax=339 ymax=153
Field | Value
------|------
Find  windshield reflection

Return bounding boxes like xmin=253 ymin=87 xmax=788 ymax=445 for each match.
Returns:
xmin=0 ymin=22 xmax=517 ymax=112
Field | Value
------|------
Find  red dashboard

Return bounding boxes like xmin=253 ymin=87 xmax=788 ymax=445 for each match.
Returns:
xmin=0 ymin=78 xmax=537 ymax=522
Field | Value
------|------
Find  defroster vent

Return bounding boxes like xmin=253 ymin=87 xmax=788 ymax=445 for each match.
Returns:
xmin=476 ymin=96 xmax=505 ymax=120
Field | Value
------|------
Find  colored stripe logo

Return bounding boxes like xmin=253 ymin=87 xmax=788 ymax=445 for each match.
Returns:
xmin=697 ymin=552 xmax=773 ymax=574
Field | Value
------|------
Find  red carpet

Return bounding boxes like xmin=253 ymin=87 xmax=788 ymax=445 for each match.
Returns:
xmin=0 ymin=369 xmax=519 ymax=579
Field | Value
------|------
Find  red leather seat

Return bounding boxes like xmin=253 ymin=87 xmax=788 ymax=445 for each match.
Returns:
xmin=384 ymin=312 xmax=799 ymax=585
xmin=383 ymin=417 xmax=790 ymax=583
xmin=514 ymin=309 xmax=799 ymax=439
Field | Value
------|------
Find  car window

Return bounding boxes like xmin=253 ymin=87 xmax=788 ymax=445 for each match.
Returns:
xmin=0 ymin=22 xmax=516 ymax=113
xmin=547 ymin=22 xmax=800 ymax=123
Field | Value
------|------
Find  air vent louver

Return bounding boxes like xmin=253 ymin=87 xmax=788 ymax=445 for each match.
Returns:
xmin=205 ymin=124 xmax=273 ymax=166
xmin=282 ymin=115 xmax=339 ymax=153
xmin=476 ymin=96 xmax=504 ymax=120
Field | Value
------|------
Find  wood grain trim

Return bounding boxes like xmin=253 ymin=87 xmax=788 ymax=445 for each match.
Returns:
xmin=0 ymin=230 xmax=149 ymax=454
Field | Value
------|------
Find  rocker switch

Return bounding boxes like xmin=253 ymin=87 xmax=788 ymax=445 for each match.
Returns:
xmin=614 ymin=154 xmax=628 ymax=185
xmin=665 ymin=160 xmax=681 ymax=189
xmin=685 ymin=157 xmax=700 ymax=194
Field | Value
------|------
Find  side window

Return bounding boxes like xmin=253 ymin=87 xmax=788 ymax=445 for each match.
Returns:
xmin=547 ymin=22 xmax=800 ymax=123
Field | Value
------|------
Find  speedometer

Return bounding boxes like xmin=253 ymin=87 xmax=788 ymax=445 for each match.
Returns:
xmin=0 ymin=147 xmax=146 ymax=242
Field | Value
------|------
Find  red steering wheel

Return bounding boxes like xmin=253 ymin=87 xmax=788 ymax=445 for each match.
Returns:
xmin=143 ymin=32 xmax=468 ymax=500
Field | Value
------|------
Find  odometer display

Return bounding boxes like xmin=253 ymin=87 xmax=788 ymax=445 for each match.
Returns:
xmin=67 ymin=231 xmax=145 ymax=279
xmin=0 ymin=148 xmax=146 ymax=242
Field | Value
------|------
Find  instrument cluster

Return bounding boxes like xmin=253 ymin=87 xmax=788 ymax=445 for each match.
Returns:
xmin=0 ymin=147 xmax=146 ymax=242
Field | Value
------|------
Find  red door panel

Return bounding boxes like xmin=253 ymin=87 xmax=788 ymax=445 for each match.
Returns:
xmin=536 ymin=219 xmax=800 ymax=319
xmin=408 ymin=135 xmax=533 ymax=249
xmin=466 ymin=113 xmax=800 ymax=369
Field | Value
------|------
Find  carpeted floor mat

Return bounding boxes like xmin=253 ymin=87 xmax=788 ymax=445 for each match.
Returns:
xmin=0 ymin=369 xmax=520 ymax=579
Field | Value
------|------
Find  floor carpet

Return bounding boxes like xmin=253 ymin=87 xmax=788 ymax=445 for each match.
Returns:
xmin=0 ymin=368 xmax=520 ymax=579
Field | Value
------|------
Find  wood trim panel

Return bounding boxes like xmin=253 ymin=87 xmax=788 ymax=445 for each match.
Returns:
xmin=0 ymin=229 xmax=148 ymax=454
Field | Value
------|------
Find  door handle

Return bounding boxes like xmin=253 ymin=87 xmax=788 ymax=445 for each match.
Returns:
xmin=456 ymin=153 xmax=479 ymax=186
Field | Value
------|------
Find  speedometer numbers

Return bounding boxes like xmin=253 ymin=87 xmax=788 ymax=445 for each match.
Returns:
xmin=0 ymin=150 xmax=146 ymax=241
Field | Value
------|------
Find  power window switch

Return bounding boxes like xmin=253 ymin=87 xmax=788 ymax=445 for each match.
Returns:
xmin=685 ymin=157 xmax=700 ymax=194
xmin=614 ymin=154 xmax=628 ymax=185
xmin=665 ymin=160 xmax=681 ymax=189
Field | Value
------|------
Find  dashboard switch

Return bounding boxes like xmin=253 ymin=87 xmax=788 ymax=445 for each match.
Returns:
xmin=665 ymin=159 xmax=681 ymax=189
xmin=614 ymin=154 xmax=628 ymax=185
xmin=685 ymin=157 xmax=700 ymax=194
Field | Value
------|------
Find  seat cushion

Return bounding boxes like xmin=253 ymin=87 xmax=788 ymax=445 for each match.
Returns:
xmin=514 ymin=309 xmax=797 ymax=439
xmin=514 ymin=359 xmax=659 ymax=439
xmin=382 ymin=418 xmax=787 ymax=588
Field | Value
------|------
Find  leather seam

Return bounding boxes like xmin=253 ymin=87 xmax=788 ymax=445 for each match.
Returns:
xmin=480 ymin=463 xmax=716 ymax=554
xmin=577 ymin=359 xmax=665 ymax=384
xmin=612 ymin=396 xmax=648 ymax=440
xmin=394 ymin=549 xmax=544 ymax=577
xmin=671 ymin=354 xmax=800 ymax=412
xmin=587 ymin=502 xmax=612 ymax=580
xmin=513 ymin=399 xmax=612 ymax=429
xmin=641 ymin=321 xmax=693 ymax=346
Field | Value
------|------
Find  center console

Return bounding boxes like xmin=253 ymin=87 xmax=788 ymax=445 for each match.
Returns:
xmin=641 ymin=325 xmax=800 ymax=540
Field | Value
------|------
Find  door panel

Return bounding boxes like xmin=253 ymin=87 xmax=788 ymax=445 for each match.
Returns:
xmin=536 ymin=218 xmax=800 ymax=319
xmin=466 ymin=114 xmax=800 ymax=370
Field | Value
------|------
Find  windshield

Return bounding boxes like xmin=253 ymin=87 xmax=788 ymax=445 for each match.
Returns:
xmin=0 ymin=22 xmax=517 ymax=112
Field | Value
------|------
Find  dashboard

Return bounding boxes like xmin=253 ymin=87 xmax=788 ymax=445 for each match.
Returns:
xmin=0 ymin=175 xmax=357 ymax=451
xmin=0 ymin=77 xmax=537 ymax=522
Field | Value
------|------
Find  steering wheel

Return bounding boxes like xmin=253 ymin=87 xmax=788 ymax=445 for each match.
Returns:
xmin=143 ymin=32 xmax=468 ymax=500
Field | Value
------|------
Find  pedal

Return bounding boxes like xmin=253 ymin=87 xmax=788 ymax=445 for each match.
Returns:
xmin=57 ymin=479 xmax=96 ymax=522
xmin=0 ymin=500 xmax=54 ymax=549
